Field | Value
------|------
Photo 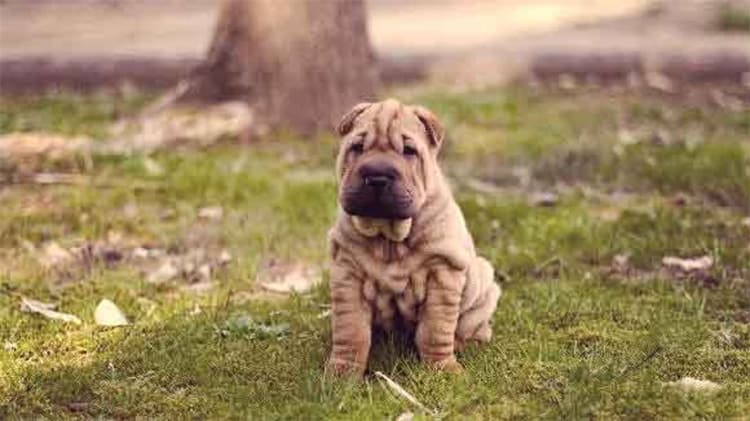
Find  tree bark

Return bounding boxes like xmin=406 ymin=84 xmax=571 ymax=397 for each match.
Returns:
xmin=183 ymin=0 xmax=379 ymax=135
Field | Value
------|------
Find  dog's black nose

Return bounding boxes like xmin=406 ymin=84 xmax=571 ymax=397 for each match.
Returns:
xmin=364 ymin=175 xmax=391 ymax=187
xmin=359 ymin=161 xmax=397 ymax=189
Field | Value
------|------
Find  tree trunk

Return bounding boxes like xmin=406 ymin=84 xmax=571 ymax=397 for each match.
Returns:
xmin=183 ymin=0 xmax=379 ymax=135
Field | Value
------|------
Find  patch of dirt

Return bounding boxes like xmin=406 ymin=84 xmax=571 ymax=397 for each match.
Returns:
xmin=3 ymin=1 xmax=749 ymax=93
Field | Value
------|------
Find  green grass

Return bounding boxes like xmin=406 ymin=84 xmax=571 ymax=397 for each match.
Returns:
xmin=716 ymin=3 xmax=750 ymax=32
xmin=1 ymin=88 xmax=749 ymax=419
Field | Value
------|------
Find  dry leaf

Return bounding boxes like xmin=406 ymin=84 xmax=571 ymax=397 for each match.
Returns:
xmin=197 ymin=264 xmax=212 ymax=281
xmin=142 ymin=157 xmax=165 ymax=176
xmin=219 ymin=250 xmax=233 ymax=264
xmin=132 ymin=247 xmax=151 ymax=259
xmin=132 ymin=247 xmax=165 ymax=259
xmin=662 ymin=256 xmax=713 ymax=272
xmin=665 ymin=377 xmax=721 ymax=393
xmin=147 ymin=260 xmax=180 ymax=284
xmin=37 ymin=242 xmax=73 ymax=268
xmin=21 ymin=297 xmax=82 ymax=324
xmin=613 ymin=254 xmax=630 ymax=268
xmin=395 ymin=412 xmax=414 ymax=421
xmin=645 ymin=72 xmax=673 ymax=92
xmin=198 ymin=206 xmax=223 ymax=221
xmin=94 ymin=299 xmax=129 ymax=326
xmin=259 ymin=264 xmax=321 ymax=294
xmin=530 ymin=192 xmax=559 ymax=207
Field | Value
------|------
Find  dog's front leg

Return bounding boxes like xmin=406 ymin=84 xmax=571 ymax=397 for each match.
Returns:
xmin=327 ymin=265 xmax=372 ymax=378
xmin=416 ymin=265 xmax=465 ymax=372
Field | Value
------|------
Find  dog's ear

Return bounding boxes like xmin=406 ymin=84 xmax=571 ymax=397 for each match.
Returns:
xmin=413 ymin=106 xmax=445 ymax=149
xmin=336 ymin=102 xmax=372 ymax=136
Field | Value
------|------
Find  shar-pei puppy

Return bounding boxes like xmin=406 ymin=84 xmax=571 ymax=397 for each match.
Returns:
xmin=327 ymin=99 xmax=501 ymax=377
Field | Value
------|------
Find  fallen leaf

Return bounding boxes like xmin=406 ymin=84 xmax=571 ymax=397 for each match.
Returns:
xmin=613 ymin=254 xmax=630 ymax=268
xmin=259 ymin=264 xmax=322 ymax=294
xmin=21 ymin=297 xmax=56 ymax=310
xmin=94 ymin=299 xmax=129 ymax=326
xmin=198 ymin=206 xmax=223 ymax=221
xmin=132 ymin=247 xmax=150 ymax=259
xmin=587 ymin=205 xmax=622 ymax=222
xmin=132 ymin=247 xmax=164 ymax=259
xmin=662 ymin=256 xmax=713 ymax=272
xmin=147 ymin=260 xmax=180 ymax=284
xmin=21 ymin=297 xmax=82 ymax=324
xmin=219 ymin=250 xmax=232 ymax=264
xmin=395 ymin=412 xmax=414 ymax=421
xmin=665 ymin=377 xmax=721 ymax=393
xmin=197 ymin=264 xmax=212 ymax=281
xmin=530 ymin=192 xmax=559 ymax=207
xmin=645 ymin=71 xmax=673 ymax=92
xmin=142 ymin=157 xmax=165 ymax=176
xmin=617 ymin=128 xmax=640 ymax=146
xmin=37 ymin=242 xmax=73 ymax=268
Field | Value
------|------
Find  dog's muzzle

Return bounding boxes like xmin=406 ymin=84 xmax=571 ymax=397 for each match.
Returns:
xmin=341 ymin=160 xmax=416 ymax=219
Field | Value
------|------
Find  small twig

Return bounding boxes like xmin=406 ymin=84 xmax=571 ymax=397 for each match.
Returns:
xmin=374 ymin=371 xmax=436 ymax=416
xmin=533 ymin=256 xmax=563 ymax=276
xmin=617 ymin=345 xmax=663 ymax=380
xmin=139 ymin=79 xmax=192 ymax=118
xmin=212 ymin=288 xmax=235 ymax=324
xmin=30 ymin=173 xmax=89 ymax=185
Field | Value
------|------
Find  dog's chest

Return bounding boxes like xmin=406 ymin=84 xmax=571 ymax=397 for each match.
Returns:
xmin=361 ymin=266 xmax=429 ymax=330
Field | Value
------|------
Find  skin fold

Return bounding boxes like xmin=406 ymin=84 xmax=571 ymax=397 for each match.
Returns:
xmin=327 ymin=99 xmax=501 ymax=377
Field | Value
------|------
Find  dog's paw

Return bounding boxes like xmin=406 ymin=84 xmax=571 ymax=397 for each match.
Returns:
xmin=325 ymin=358 xmax=365 ymax=379
xmin=428 ymin=357 xmax=464 ymax=373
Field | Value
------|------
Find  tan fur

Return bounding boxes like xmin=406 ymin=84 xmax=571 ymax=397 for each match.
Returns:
xmin=327 ymin=99 xmax=501 ymax=377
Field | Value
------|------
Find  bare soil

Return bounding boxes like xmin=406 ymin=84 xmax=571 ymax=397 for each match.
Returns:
xmin=1 ymin=0 xmax=749 ymax=93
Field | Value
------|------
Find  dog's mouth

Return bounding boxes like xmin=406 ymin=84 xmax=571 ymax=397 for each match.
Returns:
xmin=341 ymin=187 xmax=416 ymax=219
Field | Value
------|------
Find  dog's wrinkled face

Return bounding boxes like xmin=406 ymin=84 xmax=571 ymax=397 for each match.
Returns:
xmin=335 ymin=99 xmax=445 ymax=220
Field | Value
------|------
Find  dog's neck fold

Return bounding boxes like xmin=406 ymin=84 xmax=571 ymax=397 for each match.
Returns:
xmin=351 ymin=216 xmax=412 ymax=242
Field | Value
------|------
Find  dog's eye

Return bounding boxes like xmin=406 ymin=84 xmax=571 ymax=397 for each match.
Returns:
xmin=350 ymin=143 xmax=364 ymax=154
xmin=403 ymin=145 xmax=418 ymax=156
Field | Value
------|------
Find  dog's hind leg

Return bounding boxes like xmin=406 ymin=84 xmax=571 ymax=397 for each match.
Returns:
xmin=455 ymin=257 xmax=501 ymax=352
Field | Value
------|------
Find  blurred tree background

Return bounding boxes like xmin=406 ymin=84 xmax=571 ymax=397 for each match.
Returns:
xmin=180 ymin=0 xmax=379 ymax=134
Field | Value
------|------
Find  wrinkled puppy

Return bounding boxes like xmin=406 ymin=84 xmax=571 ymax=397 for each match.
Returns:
xmin=327 ymin=99 xmax=501 ymax=377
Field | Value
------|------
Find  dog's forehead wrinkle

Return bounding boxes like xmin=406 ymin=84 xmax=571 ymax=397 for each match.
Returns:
xmin=351 ymin=99 xmax=434 ymax=153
